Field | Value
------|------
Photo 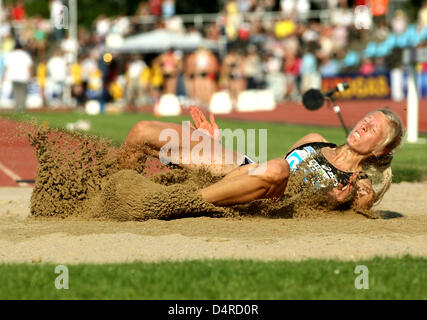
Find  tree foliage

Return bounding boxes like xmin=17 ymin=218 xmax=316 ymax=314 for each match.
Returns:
xmin=18 ymin=0 xmax=220 ymax=29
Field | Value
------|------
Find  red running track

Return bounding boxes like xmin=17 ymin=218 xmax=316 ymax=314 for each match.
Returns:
xmin=0 ymin=98 xmax=426 ymax=187
xmin=0 ymin=119 xmax=38 ymax=187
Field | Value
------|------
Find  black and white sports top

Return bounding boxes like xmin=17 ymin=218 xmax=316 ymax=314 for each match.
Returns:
xmin=285 ymin=142 xmax=366 ymax=187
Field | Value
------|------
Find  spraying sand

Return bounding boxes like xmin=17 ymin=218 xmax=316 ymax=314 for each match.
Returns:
xmin=27 ymin=126 xmax=375 ymax=221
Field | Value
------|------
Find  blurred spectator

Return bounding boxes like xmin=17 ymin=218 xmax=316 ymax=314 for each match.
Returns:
xmin=150 ymin=56 xmax=164 ymax=99
xmin=330 ymin=0 xmax=353 ymax=28
xmin=319 ymin=55 xmax=340 ymax=77
xmin=419 ymin=1 xmax=427 ymax=28
xmin=11 ymin=1 xmax=26 ymax=23
xmin=184 ymin=52 xmax=196 ymax=100
xmin=159 ymin=48 xmax=180 ymax=95
xmin=2 ymin=42 xmax=33 ymax=111
xmin=1 ymin=34 xmax=15 ymax=52
xmin=225 ymin=0 xmax=241 ymax=45
xmin=283 ymin=51 xmax=301 ymax=100
xmin=317 ymin=27 xmax=334 ymax=61
xmin=164 ymin=16 xmax=184 ymax=33
xmin=237 ymin=0 xmax=252 ymax=13
xmin=1 ymin=0 xmax=422 ymax=109
xmin=94 ymin=15 xmax=111 ymax=43
xmin=375 ymin=18 xmax=389 ymax=41
xmin=150 ymin=0 xmax=162 ymax=16
xmin=86 ymin=62 xmax=103 ymax=102
xmin=81 ymin=50 xmax=99 ymax=90
xmin=244 ymin=45 xmax=263 ymax=89
xmin=175 ymin=51 xmax=187 ymax=97
xmin=32 ymin=15 xmax=49 ymax=58
xmin=191 ymin=46 xmax=219 ymax=107
xmin=221 ymin=47 xmax=246 ymax=107
xmin=391 ymin=10 xmax=407 ymax=35
xmin=0 ymin=52 xmax=6 ymax=81
xmin=205 ymin=22 xmax=221 ymax=41
xmin=136 ymin=2 xmax=151 ymax=17
xmin=110 ymin=14 xmax=131 ymax=36
xmin=300 ymin=42 xmax=321 ymax=93
xmin=296 ymin=0 xmax=310 ymax=23
xmin=70 ymin=56 xmax=85 ymax=107
xmin=46 ymin=50 xmax=67 ymax=107
xmin=274 ymin=18 xmax=296 ymax=39
xmin=370 ymin=0 xmax=389 ymax=28
xmin=36 ymin=57 xmax=47 ymax=106
xmin=125 ymin=54 xmax=148 ymax=109
xmin=359 ymin=57 xmax=375 ymax=76
xmin=374 ymin=57 xmax=387 ymax=73
xmin=162 ymin=0 xmax=176 ymax=18
xmin=280 ymin=0 xmax=296 ymax=19
xmin=265 ymin=51 xmax=286 ymax=101
xmin=301 ymin=21 xmax=320 ymax=43
xmin=331 ymin=23 xmax=348 ymax=52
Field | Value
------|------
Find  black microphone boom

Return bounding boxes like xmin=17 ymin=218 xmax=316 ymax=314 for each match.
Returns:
xmin=301 ymin=81 xmax=350 ymax=136
xmin=324 ymin=82 xmax=350 ymax=98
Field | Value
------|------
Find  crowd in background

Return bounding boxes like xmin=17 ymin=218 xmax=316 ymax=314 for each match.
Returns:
xmin=0 ymin=0 xmax=426 ymax=110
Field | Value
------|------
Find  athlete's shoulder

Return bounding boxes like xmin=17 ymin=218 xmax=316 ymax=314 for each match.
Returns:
xmin=301 ymin=133 xmax=328 ymax=143
xmin=287 ymin=133 xmax=329 ymax=155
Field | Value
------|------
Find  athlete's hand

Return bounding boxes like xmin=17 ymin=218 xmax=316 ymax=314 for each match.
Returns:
xmin=189 ymin=105 xmax=221 ymax=142
xmin=330 ymin=172 xmax=359 ymax=204
xmin=352 ymin=177 xmax=375 ymax=210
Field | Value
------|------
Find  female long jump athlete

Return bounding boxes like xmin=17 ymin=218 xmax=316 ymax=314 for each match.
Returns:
xmin=123 ymin=106 xmax=403 ymax=210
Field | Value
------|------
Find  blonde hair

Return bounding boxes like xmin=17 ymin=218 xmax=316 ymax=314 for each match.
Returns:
xmin=362 ymin=108 xmax=404 ymax=205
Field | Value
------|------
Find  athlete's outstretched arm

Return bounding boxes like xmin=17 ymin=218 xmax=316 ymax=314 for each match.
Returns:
xmin=123 ymin=119 xmax=243 ymax=176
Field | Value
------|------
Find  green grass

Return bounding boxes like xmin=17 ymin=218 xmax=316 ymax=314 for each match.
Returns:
xmin=2 ymin=111 xmax=426 ymax=182
xmin=0 ymin=257 xmax=426 ymax=299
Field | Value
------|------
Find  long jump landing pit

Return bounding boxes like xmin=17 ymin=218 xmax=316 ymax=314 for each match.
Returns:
xmin=0 ymin=119 xmax=426 ymax=263
xmin=0 ymin=182 xmax=426 ymax=264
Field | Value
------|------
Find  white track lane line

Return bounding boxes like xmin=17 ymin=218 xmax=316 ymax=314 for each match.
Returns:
xmin=0 ymin=160 xmax=31 ymax=187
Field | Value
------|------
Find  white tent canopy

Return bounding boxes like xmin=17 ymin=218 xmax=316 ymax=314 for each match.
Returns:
xmin=107 ymin=29 xmax=222 ymax=53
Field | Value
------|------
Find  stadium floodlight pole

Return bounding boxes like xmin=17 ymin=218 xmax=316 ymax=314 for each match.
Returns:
xmin=407 ymin=64 xmax=419 ymax=143
xmin=69 ymin=0 xmax=78 ymax=64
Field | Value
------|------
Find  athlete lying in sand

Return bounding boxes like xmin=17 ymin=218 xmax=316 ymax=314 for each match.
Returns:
xmin=124 ymin=106 xmax=403 ymax=211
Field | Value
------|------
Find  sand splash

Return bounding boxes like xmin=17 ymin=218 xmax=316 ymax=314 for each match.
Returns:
xmin=27 ymin=125 xmax=378 ymax=221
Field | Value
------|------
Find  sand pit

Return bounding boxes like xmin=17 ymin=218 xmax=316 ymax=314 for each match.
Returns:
xmin=0 ymin=181 xmax=426 ymax=264
xmin=0 ymin=123 xmax=425 ymax=264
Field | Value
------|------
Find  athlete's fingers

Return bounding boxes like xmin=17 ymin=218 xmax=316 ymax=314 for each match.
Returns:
xmin=190 ymin=106 xmax=201 ymax=127
xmin=332 ymin=182 xmax=354 ymax=202
xmin=209 ymin=113 xmax=218 ymax=127
xmin=194 ymin=108 xmax=206 ymax=128
xmin=350 ymin=172 xmax=360 ymax=184
xmin=197 ymin=108 xmax=208 ymax=123
xmin=190 ymin=105 xmax=202 ymax=113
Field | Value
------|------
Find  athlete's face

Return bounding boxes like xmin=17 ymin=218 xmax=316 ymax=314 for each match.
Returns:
xmin=347 ymin=111 xmax=390 ymax=156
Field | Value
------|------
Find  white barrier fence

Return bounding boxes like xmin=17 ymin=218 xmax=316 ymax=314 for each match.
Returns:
xmin=152 ymin=89 xmax=277 ymax=116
